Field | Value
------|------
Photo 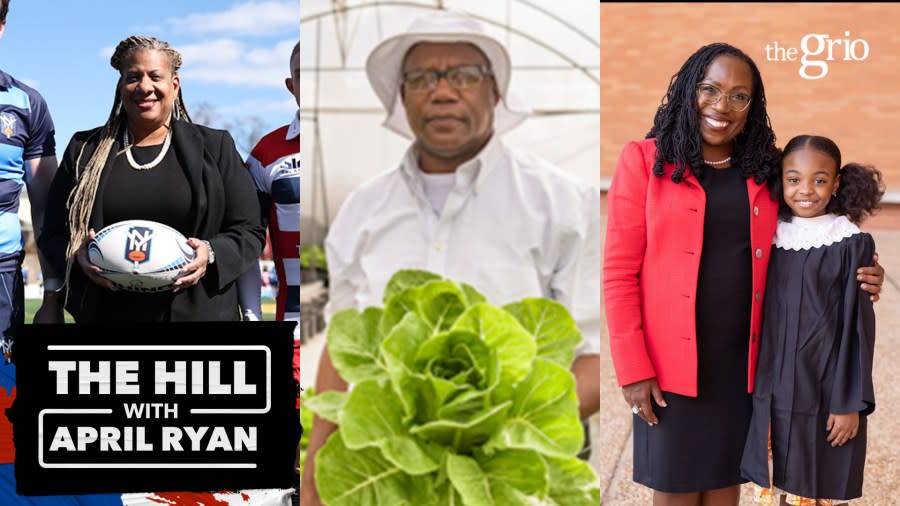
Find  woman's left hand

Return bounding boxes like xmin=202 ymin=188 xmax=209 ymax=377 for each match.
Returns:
xmin=173 ymin=238 xmax=211 ymax=292
xmin=857 ymin=252 xmax=884 ymax=302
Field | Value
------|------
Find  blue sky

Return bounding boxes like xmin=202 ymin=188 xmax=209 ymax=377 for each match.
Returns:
xmin=1 ymin=0 xmax=299 ymax=160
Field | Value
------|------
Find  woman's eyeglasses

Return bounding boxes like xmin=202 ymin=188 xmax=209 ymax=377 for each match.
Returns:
xmin=696 ymin=83 xmax=752 ymax=112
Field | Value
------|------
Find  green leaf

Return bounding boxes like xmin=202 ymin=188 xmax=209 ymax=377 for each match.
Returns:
xmin=437 ymin=389 xmax=489 ymax=421
xmin=382 ymin=313 xmax=433 ymax=373
xmin=433 ymin=480 xmax=465 ymax=506
xmin=477 ymin=449 xmax=549 ymax=505
xmin=380 ymin=436 xmax=441 ymax=476
xmin=477 ymin=449 xmax=548 ymax=498
xmin=340 ymin=379 xmax=439 ymax=475
xmin=381 ymin=313 xmax=433 ymax=419
xmin=383 ymin=269 xmax=443 ymax=304
xmin=452 ymin=303 xmax=537 ymax=388
xmin=381 ymin=287 xmax=424 ymax=337
xmin=543 ymin=456 xmax=601 ymax=506
xmin=445 ymin=451 xmax=550 ymax=506
xmin=411 ymin=401 xmax=512 ymax=454
xmin=460 ymin=282 xmax=487 ymax=306
xmin=340 ymin=380 xmax=407 ymax=449
xmin=415 ymin=330 xmax=491 ymax=388
xmin=485 ymin=359 xmax=583 ymax=459
xmin=503 ymin=298 xmax=582 ymax=368
xmin=416 ymin=373 xmax=468 ymax=424
xmin=315 ymin=434 xmax=435 ymax=506
xmin=446 ymin=454 xmax=493 ymax=506
xmin=418 ymin=281 xmax=469 ymax=332
xmin=304 ymin=390 xmax=348 ymax=424
xmin=328 ymin=307 xmax=387 ymax=384
xmin=300 ymin=243 xmax=328 ymax=270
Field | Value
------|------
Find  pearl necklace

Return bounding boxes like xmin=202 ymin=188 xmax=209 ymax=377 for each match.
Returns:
xmin=123 ymin=127 xmax=171 ymax=171
xmin=704 ymin=156 xmax=731 ymax=166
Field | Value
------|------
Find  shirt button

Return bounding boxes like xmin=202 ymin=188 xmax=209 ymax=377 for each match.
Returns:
xmin=753 ymin=206 xmax=759 ymax=216
xmin=755 ymin=292 xmax=761 ymax=301
xmin=751 ymin=333 xmax=757 ymax=343
xmin=434 ymin=242 xmax=442 ymax=251
xmin=755 ymin=248 xmax=762 ymax=259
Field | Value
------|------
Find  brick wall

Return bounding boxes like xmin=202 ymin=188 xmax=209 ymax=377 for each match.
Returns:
xmin=600 ymin=3 xmax=900 ymax=219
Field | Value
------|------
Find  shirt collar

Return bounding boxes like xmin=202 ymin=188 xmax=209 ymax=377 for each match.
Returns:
xmin=400 ymin=134 xmax=504 ymax=190
xmin=286 ymin=111 xmax=300 ymax=140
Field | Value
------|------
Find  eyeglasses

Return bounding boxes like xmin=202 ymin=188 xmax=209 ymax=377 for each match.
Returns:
xmin=696 ymin=83 xmax=752 ymax=112
xmin=401 ymin=64 xmax=493 ymax=93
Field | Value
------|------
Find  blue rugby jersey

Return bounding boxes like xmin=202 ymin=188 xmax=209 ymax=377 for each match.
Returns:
xmin=0 ymin=70 xmax=55 ymax=271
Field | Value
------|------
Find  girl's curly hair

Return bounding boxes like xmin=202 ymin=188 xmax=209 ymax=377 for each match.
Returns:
xmin=773 ymin=134 xmax=885 ymax=224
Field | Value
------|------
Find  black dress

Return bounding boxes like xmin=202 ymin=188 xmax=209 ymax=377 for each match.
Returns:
xmin=741 ymin=214 xmax=875 ymax=500
xmin=40 ymin=121 xmax=265 ymax=322
xmin=92 ymin=142 xmax=192 ymax=323
xmin=633 ymin=165 xmax=753 ymax=492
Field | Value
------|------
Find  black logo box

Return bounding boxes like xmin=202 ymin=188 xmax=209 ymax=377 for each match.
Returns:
xmin=11 ymin=321 xmax=300 ymax=496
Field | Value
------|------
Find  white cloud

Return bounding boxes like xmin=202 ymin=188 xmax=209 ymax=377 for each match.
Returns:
xmin=169 ymin=1 xmax=299 ymax=36
xmin=246 ymin=39 xmax=297 ymax=67
xmin=179 ymin=38 xmax=294 ymax=88
xmin=181 ymin=65 xmax=286 ymax=88
xmin=216 ymin=97 xmax=296 ymax=115
xmin=178 ymin=38 xmax=245 ymax=65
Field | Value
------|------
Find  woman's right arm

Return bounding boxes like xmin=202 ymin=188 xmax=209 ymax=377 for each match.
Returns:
xmin=603 ymin=141 xmax=663 ymax=423
xmin=34 ymin=135 xmax=83 ymax=323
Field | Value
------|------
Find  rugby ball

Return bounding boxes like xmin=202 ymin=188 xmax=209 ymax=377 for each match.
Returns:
xmin=87 ymin=220 xmax=196 ymax=293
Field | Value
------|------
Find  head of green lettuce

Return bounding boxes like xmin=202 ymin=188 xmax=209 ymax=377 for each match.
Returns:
xmin=305 ymin=269 xmax=600 ymax=506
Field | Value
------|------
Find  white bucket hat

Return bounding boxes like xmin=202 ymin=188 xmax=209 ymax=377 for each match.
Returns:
xmin=365 ymin=9 xmax=531 ymax=139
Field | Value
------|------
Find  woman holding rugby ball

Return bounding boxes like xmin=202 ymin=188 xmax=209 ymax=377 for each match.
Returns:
xmin=35 ymin=35 xmax=264 ymax=323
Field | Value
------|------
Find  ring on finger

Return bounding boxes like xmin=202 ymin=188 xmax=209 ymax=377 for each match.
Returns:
xmin=631 ymin=405 xmax=641 ymax=415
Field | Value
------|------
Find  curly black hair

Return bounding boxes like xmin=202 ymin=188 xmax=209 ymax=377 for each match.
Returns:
xmin=773 ymin=135 xmax=885 ymax=224
xmin=646 ymin=42 xmax=780 ymax=184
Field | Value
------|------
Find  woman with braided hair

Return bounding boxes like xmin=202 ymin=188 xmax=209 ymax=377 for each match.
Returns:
xmin=34 ymin=35 xmax=264 ymax=323
xmin=603 ymin=43 xmax=884 ymax=506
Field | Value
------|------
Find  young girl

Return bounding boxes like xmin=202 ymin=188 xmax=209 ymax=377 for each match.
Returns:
xmin=741 ymin=134 xmax=884 ymax=505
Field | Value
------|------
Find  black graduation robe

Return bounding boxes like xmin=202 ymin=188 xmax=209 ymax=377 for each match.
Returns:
xmin=741 ymin=214 xmax=876 ymax=500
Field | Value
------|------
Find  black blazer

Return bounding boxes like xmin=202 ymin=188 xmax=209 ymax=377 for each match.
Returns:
xmin=39 ymin=120 xmax=265 ymax=322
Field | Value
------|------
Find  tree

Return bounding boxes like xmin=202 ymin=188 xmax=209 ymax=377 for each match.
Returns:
xmin=189 ymin=101 xmax=271 ymax=156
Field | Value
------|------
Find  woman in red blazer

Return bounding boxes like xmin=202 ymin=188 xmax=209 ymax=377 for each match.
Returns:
xmin=603 ymin=43 xmax=883 ymax=506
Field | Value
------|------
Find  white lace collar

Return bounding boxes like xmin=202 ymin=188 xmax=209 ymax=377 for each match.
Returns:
xmin=773 ymin=214 xmax=860 ymax=251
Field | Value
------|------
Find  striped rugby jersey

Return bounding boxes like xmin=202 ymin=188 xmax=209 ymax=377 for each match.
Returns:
xmin=0 ymin=70 xmax=55 ymax=270
xmin=246 ymin=114 xmax=300 ymax=385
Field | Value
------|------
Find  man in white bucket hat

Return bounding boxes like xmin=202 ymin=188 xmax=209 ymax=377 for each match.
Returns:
xmin=302 ymin=10 xmax=600 ymax=503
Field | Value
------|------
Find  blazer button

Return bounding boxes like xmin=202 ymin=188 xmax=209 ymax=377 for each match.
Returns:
xmin=753 ymin=206 xmax=759 ymax=216
xmin=755 ymin=248 xmax=763 ymax=259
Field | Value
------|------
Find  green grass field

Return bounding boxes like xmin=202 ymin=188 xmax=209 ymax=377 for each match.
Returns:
xmin=23 ymin=296 xmax=277 ymax=323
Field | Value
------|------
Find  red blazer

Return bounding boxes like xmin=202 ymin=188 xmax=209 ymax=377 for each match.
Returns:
xmin=603 ymin=139 xmax=778 ymax=396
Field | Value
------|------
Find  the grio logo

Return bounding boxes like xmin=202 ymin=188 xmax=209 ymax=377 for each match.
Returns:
xmin=765 ymin=32 xmax=870 ymax=80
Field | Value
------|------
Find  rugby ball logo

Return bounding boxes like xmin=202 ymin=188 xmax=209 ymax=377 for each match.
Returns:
xmin=88 ymin=220 xmax=196 ymax=293
xmin=125 ymin=226 xmax=154 ymax=266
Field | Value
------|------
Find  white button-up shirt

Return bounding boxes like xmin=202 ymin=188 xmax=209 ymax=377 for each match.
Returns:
xmin=324 ymin=135 xmax=601 ymax=356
